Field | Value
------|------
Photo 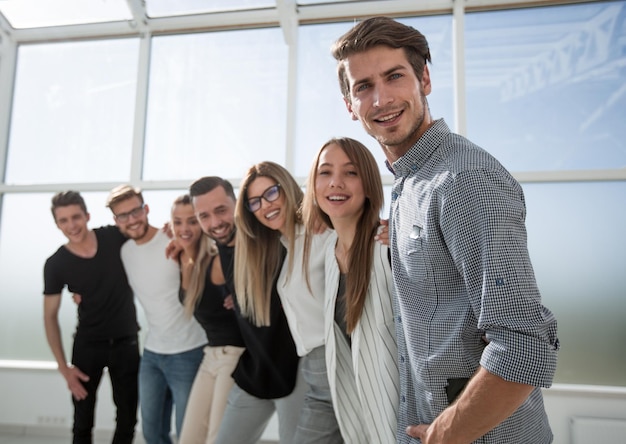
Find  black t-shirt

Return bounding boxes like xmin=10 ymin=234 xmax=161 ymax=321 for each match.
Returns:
xmin=178 ymin=255 xmax=244 ymax=348
xmin=218 ymin=243 xmax=300 ymax=399
xmin=43 ymin=225 xmax=138 ymax=341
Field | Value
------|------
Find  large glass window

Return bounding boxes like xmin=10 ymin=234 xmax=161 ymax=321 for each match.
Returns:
xmin=0 ymin=189 xmax=187 ymax=360
xmin=524 ymin=181 xmax=626 ymax=386
xmin=294 ymin=15 xmax=454 ymax=177
xmin=5 ymin=39 xmax=139 ymax=185
xmin=0 ymin=192 xmax=111 ymax=360
xmin=465 ymin=2 xmax=626 ymax=172
xmin=143 ymin=28 xmax=288 ymax=181
xmin=0 ymin=0 xmax=132 ymax=29
xmin=0 ymin=1 xmax=624 ymax=390
xmin=463 ymin=1 xmax=626 ymax=387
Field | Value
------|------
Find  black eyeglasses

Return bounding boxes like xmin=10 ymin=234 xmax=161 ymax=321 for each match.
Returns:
xmin=114 ymin=204 xmax=145 ymax=223
xmin=246 ymin=184 xmax=281 ymax=212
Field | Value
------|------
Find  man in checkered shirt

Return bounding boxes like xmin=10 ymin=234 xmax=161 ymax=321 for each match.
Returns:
xmin=332 ymin=17 xmax=560 ymax=443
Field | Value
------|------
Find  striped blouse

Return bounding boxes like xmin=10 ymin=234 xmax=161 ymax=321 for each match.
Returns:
xmin=324 ymin=232 xmax=399 ymax=443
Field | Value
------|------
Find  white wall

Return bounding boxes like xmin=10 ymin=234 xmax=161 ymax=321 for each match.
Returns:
xmin=2 ymin=367 xmax=626 ymax=443
xmin=542 ymin=384 xmax=626 ymax=444
xmin=0 ymin=365 xmax=279 ymax=442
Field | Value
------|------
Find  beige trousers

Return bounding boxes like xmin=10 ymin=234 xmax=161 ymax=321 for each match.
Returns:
xmin=178 ymin=345 xmax=245 ymax=444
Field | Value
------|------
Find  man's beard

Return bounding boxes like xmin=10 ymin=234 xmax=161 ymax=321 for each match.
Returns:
xmin=124 ymin=222 xmax=149 ymax=241
xmin=214 ymin=225 xmax=237 ymax=246
xmin=369 ymin=93 xmax=429 ymax=157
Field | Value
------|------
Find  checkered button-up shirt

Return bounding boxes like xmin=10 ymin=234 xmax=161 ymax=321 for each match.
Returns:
xmin=389 ymin=119 xmax=559 ymax=443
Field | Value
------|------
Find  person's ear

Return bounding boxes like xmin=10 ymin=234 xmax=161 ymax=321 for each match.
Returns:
xmin=344 ymin=97 xmax=358 ymax=121
xmin=421 ymin=65 xmax=432 ymax=96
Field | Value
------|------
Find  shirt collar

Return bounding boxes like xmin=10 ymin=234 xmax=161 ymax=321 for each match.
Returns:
xmin=389 ymin=118 xmax=450 ymax=176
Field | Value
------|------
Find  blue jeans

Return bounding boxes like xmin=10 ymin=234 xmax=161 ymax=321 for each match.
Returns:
xmin=140 ymin=346 xmax=204 ymax=444
xmin=294 ymin=345 xmax=343 ymax=443
xmin=72 ymin=334 xmax=139 ymax=444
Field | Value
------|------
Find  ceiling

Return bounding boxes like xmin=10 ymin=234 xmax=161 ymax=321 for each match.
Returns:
xmin=0 ymin=0 xmax=398 ymax=43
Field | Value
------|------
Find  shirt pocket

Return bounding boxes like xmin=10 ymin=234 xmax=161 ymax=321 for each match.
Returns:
xmin=405 ymin=224 xmax=427 ymax=283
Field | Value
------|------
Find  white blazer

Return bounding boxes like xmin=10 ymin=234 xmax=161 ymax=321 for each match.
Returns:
xmin=324 ymin=232 xmax=399 ymax=443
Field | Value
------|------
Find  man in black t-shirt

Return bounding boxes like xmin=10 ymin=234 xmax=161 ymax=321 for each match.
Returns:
xmin=43 ymin=191 xmax=139 ymax=444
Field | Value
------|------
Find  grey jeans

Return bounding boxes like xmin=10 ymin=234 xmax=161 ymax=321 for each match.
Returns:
xmin=293 ymin=345 xmax=344 ymax=444
xmin=214 ymin=360 xmax=307 ymax=444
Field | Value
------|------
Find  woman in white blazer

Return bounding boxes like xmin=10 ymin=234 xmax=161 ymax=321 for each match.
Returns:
xmin=303 ymin=137 xmax=399 ymax=443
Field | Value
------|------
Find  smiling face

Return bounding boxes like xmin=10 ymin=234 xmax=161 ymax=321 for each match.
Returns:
xmin=110 ymin=196 xmax=150 ymax=242
xmin=171 ymin=202 xmax=203 ymax=250
xmin=54 ymin=204 xmax=91 ymax=244
xmin=192 ymin=186 xmax=237 ymax=246
xmin=343 ymin=45 xmax=432 ymax=163
xmin=246 ymin=176 xmax=287 ymax=235
xmin=315 ymin=143 xmax=366 ymax=224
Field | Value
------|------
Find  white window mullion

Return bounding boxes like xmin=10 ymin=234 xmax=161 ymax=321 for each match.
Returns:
xmin=131 ymin=32 xmax=151 ymax=184
xmin=452 ymin=0 xmax=467 ymax=137
xmin=0 ymin=35 xmax=17 ymax=185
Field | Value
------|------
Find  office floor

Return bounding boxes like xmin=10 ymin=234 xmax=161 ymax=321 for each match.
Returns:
xmin=0 ymin=436 xmax=275 ymax=444
xmin=0 ymin=435 xmax=106 ymax=444
xmin=0 ymin=426 xmax=140 ymax=444
xmin=0 ymin=430 xmax=276 ymax=444
xmin=0 ymin=432 xmax=119 ymax=444
xmin=0 ymin=436 xmax=78 ymax=444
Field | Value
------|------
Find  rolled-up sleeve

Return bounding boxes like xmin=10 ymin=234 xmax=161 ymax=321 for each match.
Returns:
xmin=441 ymin=168 xmax=559 ymax=387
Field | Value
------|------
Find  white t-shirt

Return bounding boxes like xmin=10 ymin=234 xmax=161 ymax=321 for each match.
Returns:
xmin=277 ymin=226 xmax=332 ymax=356
xmin=121 ymin=229 xmax=207 ymax=354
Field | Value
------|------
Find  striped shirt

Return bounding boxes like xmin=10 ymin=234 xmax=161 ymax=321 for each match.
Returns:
xmin=324 ymin=233 xmax=399 ymax=443
xmin=388 ymin=119 xmax=559 ymax=443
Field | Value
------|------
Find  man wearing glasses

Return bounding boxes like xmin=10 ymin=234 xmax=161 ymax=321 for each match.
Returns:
xmin=106 ymin=184 xmax=207 ymax=444
xmin=43 ymin=190 xmax=140 ymax=444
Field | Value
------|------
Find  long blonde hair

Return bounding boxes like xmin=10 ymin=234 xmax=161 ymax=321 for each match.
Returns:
xmin=234 ymin=162 xmax=303 ymax=326
xmin=302 ymin=138 xmax=383 ymax=333
xmin=172 ymin=195 xmax=218 ymax=318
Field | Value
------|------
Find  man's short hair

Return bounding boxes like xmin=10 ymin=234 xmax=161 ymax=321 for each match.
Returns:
xmin=189 ymin=176 xmax=236 ymax=201
xmin=51 ymin=191 xmax=87 ymax=220
xmin=106 ymin=184 xmax=144 ymax=209
xmin=332 ymin=16 xmax=431 ymax=101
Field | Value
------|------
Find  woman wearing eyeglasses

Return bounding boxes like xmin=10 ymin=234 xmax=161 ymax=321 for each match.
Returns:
xmin=302 ymin=138 xmax=399 ymax=443
xmin=233 ymin=161 xmax=344 ymax=443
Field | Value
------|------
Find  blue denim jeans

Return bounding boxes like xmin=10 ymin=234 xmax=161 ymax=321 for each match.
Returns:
xmin=72 ymin=334 xmax=139 ymax=444
xmin=139 ymin=346 xmax=204 ymax=444
xmin=294 ymin=345 xmax=343 ymax=443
